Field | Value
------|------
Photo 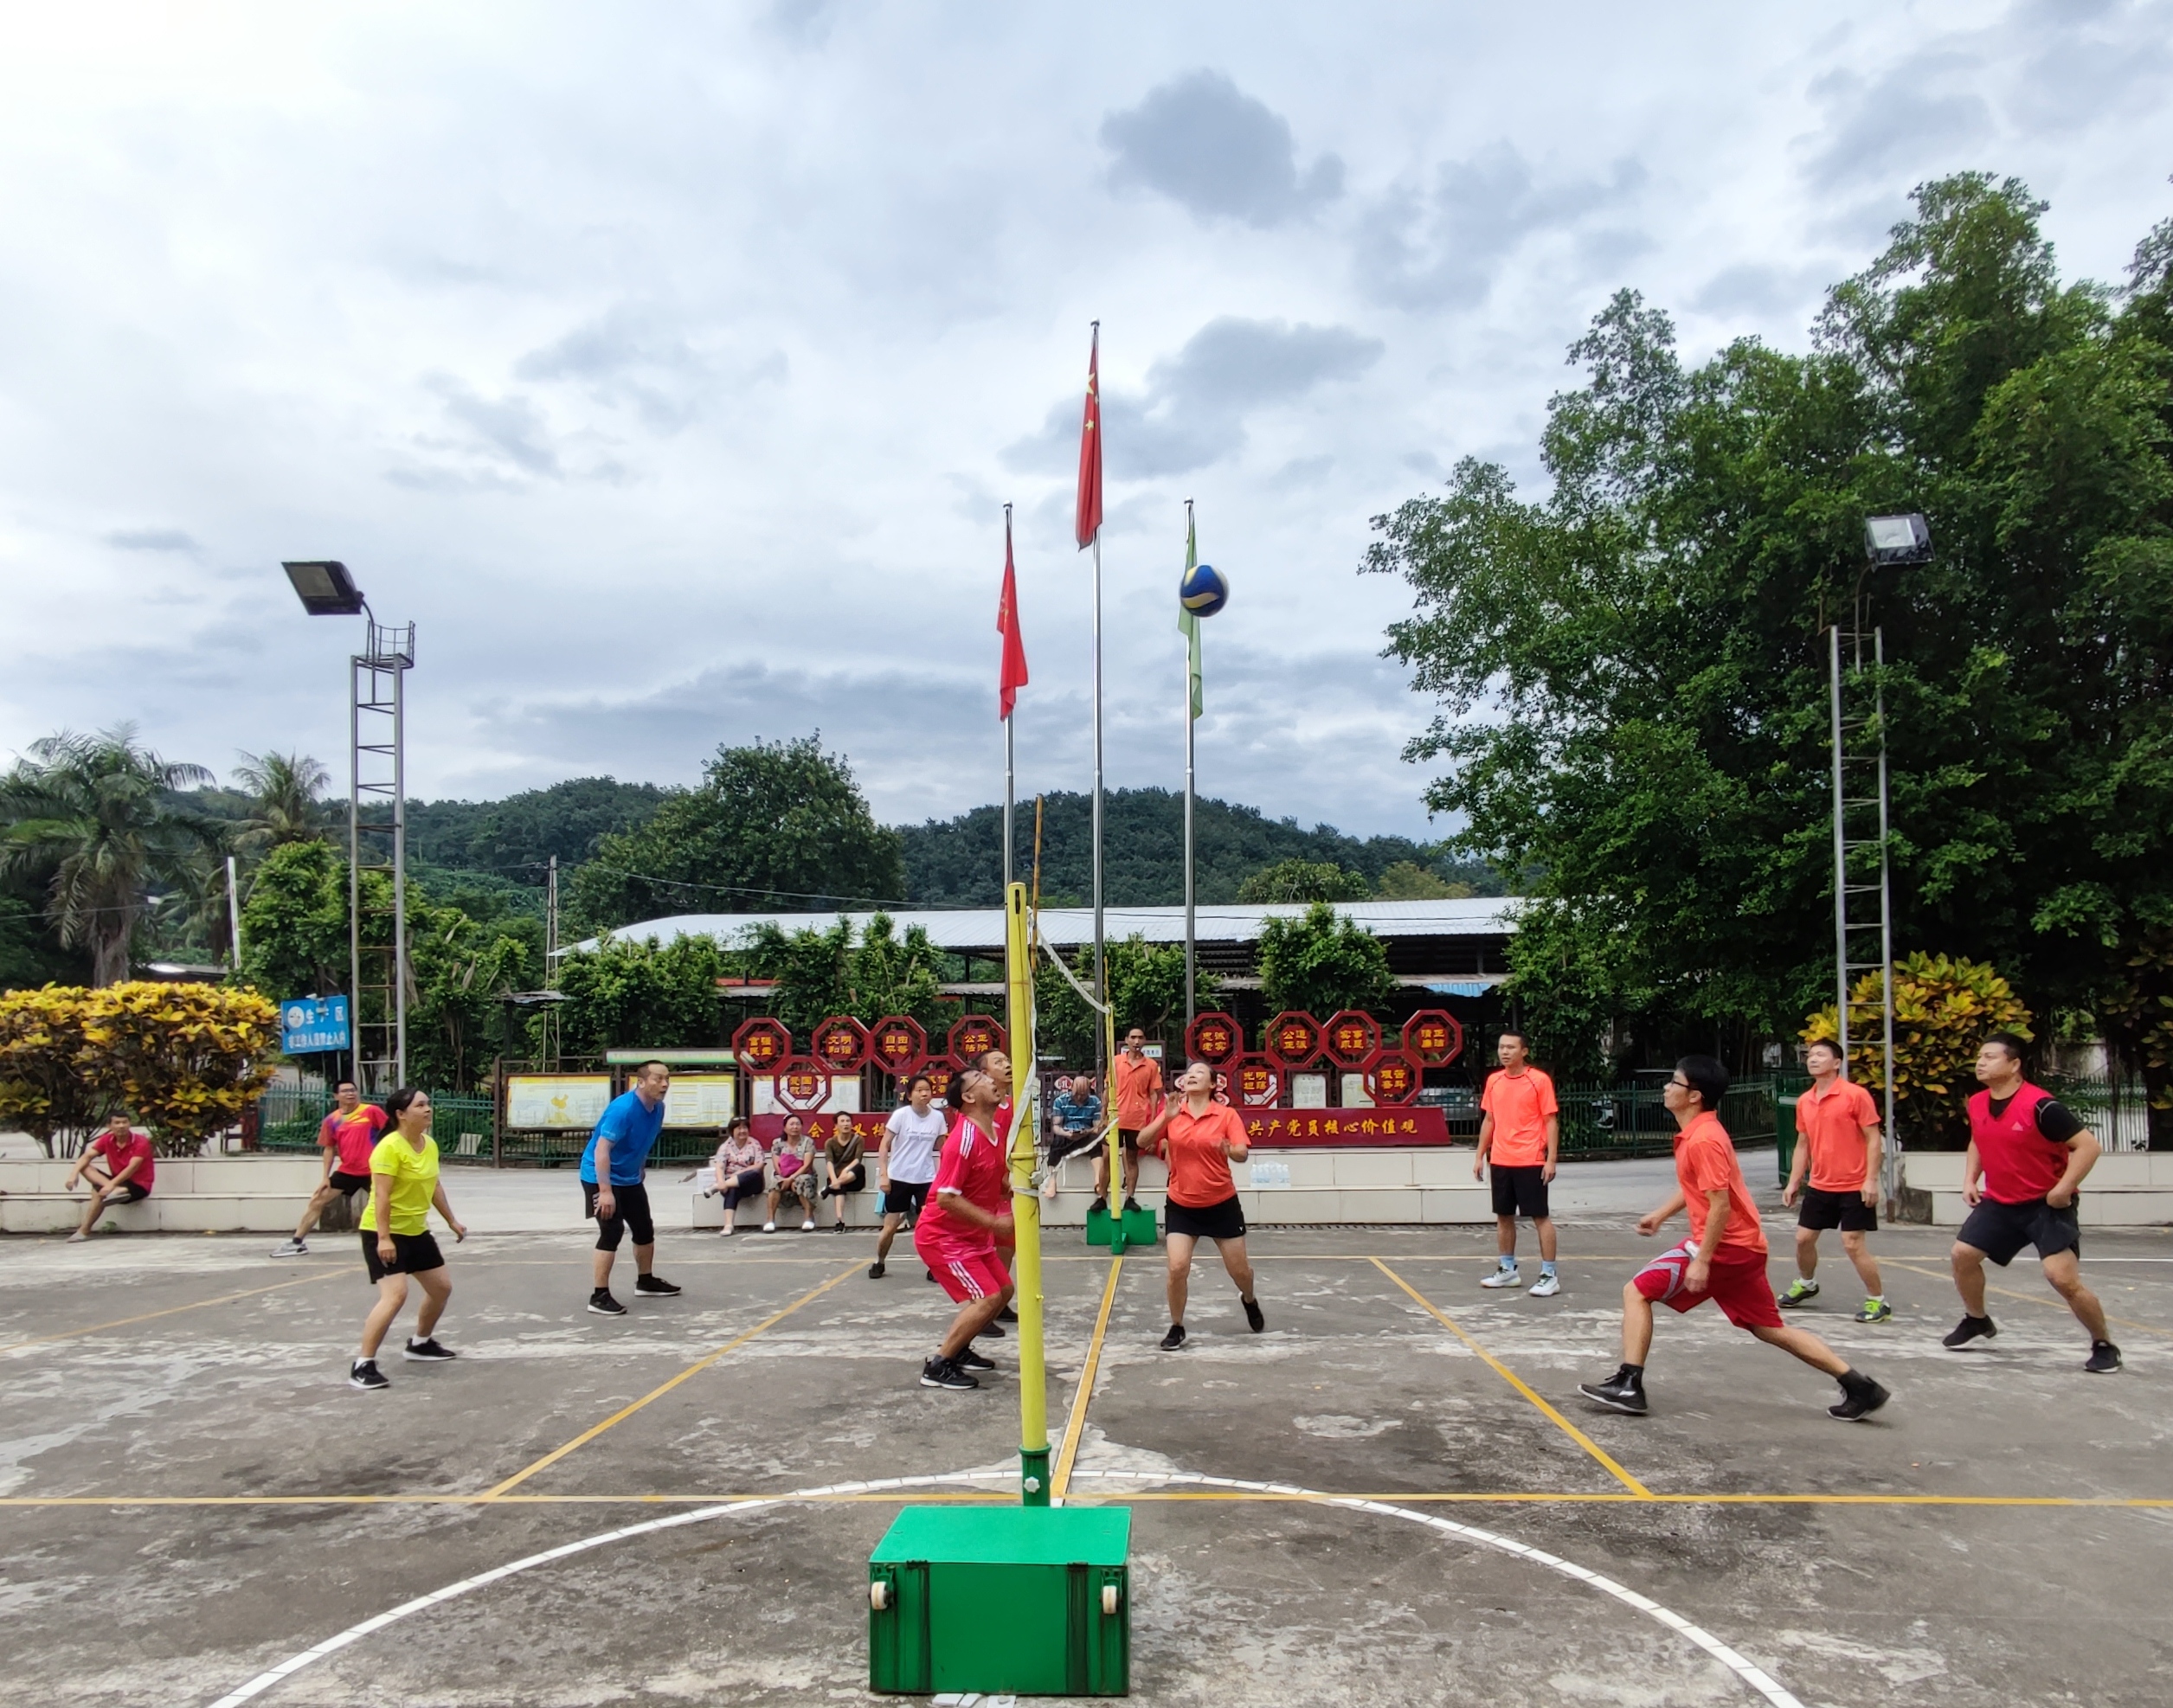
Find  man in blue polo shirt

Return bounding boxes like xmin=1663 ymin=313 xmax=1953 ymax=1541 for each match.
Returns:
xmin=580 ymin=1061 xmax=682 ymax=1317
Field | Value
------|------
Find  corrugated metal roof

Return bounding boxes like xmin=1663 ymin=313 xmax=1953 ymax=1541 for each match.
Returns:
xmin=569 ymin=897 xmax=1519 ymax=957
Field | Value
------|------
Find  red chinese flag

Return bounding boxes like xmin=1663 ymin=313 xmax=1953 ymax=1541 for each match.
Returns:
xmin=1074 ymin=323 xmax=1103 ymax=548
xmin=997 ymin=512 xmax=1029 ymax=720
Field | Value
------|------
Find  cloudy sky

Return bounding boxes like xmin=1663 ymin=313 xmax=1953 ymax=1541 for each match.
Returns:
xmin=3 ymin=3 xmax=2170 ymax=839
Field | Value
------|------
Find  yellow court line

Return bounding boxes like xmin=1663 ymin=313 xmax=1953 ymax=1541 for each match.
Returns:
xmin=0 ymin=1270 xmax=344 ymax=1356
xmin=1881 ymin=1258 xmax=2173 ymax=1339
xmin=1051 ymin=1255 xmax=1123 ymax=1501
xmin=479 ymin=1260 xmax=862 ymax=1499
xmin=1371 ymin=1257 xmax=1654 ymax=1499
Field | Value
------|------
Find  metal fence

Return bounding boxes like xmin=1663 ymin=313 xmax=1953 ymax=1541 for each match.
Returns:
xmin=255 ymin=1083 xmax=498 ymax=1163
xmin=1423 ymin=1076 xmax=1783 ymax=1159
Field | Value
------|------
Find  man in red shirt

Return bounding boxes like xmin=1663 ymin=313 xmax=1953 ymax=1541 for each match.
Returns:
xmin=1945 ymin=1032 xmax=2118 ymax=1373
xmin=913 ymin=1050 xmax=1018 ymax=1391
xmin=1579 ymin=1056 xmax=1889 ymax=1421
xmin=1136 ymin=1059 xmax=1263 ymax=1349
xmin=1101 ymin=1027 xmax=1163 ymax=1217
xmin=64 ymin=1111 xmax=155 ymax=1242
xmin=273 ymin=1080 xmax=389 ymax=1257
xmin=1473 ymin=1030 xmax=1561 ymax=1294
xmin=1778 ymin=1039 xmax=1890 ymax=1321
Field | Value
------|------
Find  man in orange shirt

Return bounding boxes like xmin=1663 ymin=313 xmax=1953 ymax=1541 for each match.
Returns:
xmin=1779 ymin=1039 xmax=1890 ymax=1321
xmin=1473 ymin=1030 xmax=1561 ymax=1294
xmin=1101 ymin=1026 xmax=1163 ymax=1217
xmin=1578 ymin=1055 xmax=1889 ymax=1421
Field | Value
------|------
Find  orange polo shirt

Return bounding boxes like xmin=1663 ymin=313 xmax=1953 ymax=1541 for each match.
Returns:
xmin=1796 ymin=1076 xmax=1880 ymax=1192
xmin=1112 ymin=1053 xmax=1163 ymax=1131
xmin=1481 ymin=1068 xmax=1559 ymax=1167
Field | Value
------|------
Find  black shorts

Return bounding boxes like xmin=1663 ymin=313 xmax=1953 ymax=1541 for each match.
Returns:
xmin=831 ymin=1165 xmax=866 ymax=1194
xmin=1115 ymin=1129 xmax=1141 ymax=1155
xmin=362 ymin=1230 xmax=444 ymax=1282
xmin=95 ymin=1180 xmax=151 ymax=1203
xmin=883 ymin=1178 xmax=932 ymax=1219
xmin=1797 ymin=1185 xmax=1877 ymax=1232
xmin=327 ymin=1170 xmax=372 ymax=1195
xmin=1165 ymin=1194 xmax=1246 ymax=1242
xmin=582 ymin=1180 xmax=654 ymax=1250
xmin=1958 ymin=1195 xmax=2080 ymax=1267
xmin=1489 ymin=1164 xmax=1550 ymax=1220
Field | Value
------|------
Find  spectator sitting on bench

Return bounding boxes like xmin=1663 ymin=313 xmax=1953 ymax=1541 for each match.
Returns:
xmin=698 ymin=1116 xmax=767 ymax=1236
xmin=766 ymin=1114 xmax=817 ymax=1232
xmin=822 ymin=1113 xmax=867 ymax=1231
xmin=65 ymin=1112 xmax=155 ymax=1243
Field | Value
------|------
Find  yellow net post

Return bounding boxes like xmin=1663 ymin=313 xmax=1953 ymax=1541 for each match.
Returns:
xmin=1005 ymin=881 xmax=1051 ymax=1506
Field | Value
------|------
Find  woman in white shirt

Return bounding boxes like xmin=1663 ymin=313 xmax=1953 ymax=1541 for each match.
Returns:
xmin=869 ymin=1073 xmax=946 ymax=1280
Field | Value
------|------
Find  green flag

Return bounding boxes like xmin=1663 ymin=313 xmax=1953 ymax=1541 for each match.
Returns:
xmin=1179 ymin=510 xmax=1202 ymax=720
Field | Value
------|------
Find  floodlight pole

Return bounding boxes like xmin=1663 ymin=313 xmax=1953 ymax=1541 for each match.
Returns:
xmin=349 ymin=610 xmax=415 ymax=1095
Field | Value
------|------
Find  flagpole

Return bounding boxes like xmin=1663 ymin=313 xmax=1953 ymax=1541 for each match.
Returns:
xmin=1183 ymin=498 xmax=1196 ymax=1028
xmin=1003 ymin=503 xmax=1016 ymax=896
xmin=1090 ymin=324 xmax=1106 ymax=1060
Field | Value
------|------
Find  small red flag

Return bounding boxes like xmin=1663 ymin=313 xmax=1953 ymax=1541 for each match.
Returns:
xmin=1074 ymin=323 xmax=1103 ymax=549
xmin=997 ymin=510 xmax=1029 ymax=721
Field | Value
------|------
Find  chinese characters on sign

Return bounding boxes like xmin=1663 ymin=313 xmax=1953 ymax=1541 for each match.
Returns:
xmin=279 ymin=995 xmax=350 ymax=1055
xmin=1186 ymin=1011 xmax=1241 ymax=1066
xmin=733 ymin=1018 xmax=791 ymax=1071
xmin=1324 ymin=1009 xmax=1381 ymax=1068
xmin=948 ymin=1015 xmax=1005 ymax=1062
xmin=871 ymin=1017 xmax=926 ymax=1074
xmin=813 ymin=1017 xmax=869 ymax=1072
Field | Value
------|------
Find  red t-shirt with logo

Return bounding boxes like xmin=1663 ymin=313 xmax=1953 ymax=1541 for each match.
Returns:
xmin=319 ymin=1103 xmax=390 ymax=1175
xmin=90 ymin=1130 xmax=155 ymax=1191
xmin=920 ymin=1110 xmax=1012 ymax=1255
xmin=1796 ymin=1077 xmax=1879 ymax=1192
xmin=1481 ymin=1068 xmax=1559 ymax=1167
xmin=1675 ymin=1110 xmax=1765 ymax=1258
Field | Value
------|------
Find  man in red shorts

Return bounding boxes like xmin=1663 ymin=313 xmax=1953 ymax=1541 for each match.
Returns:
xmin=913 ymin=1050 xmax=1017 ymax=1391
xmin=1578 ymin=1055 xmax=1890 ymax=1421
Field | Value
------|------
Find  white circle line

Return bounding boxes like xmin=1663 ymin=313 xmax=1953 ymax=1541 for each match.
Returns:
xmin=203 ymin=1469 xmax=1800 ymax=1708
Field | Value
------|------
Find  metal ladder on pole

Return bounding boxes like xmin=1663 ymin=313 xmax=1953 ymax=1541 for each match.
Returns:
xmin=350 ymin=620 xmax=414 ymax=1097
xmin=1829 ymin=625 xmax=1899 ymax=1207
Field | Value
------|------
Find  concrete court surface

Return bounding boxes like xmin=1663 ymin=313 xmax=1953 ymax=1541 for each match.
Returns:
xmin=2 ymin=1214 xmax=2170 ymax=1708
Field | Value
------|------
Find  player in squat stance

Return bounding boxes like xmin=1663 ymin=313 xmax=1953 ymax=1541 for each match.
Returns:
xmin=579 ymin=1062 xmax=682 ymax=1316
xmin=1578 ymin=1056 xmax=1889 ymax=1421
xmin=1945 ymin=1033 xmax=2120 ymax=1373
xmin=273 ymin=1079 xmax=388 ymax=1258
xmin=1473 ymin=1030 xmax=1561 ymax=1294
xmin=1135 ymin=1060 xmax=1264 ymax=1349
xmin=914 ymin=1052 xmax=1017 ymax=1390
xmin=1778 ymin=1038 xmax=1890 ymax=1320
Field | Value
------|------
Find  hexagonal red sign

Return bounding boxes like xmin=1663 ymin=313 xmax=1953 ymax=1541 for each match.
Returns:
xmin=870 ymin=1016 xmax=927 ymax=1076
xmin=1233 ymin=1055 xmax=1281 ymax=1108
xmin=772 ymin=1056 xmax=830 ymax=1112
xmin=1185 ymin=1011 xmax=1242 ymax=1068
xmin=948 ymin=1013 xmax=1006 ymax=1064
xmin=1263 ymin=1011 xmax=1321 ymax=1069
xmin=732 ymin=1018 xmax=793 ymax=1073
xmin=1322 ymin=1010 xmax=1382 ymax=1069
xmin=1402 ymin=1009 xmax=1465 ymax=1068
xmin=923 ymin=1062 xmax=955 ymax=1104
xmin=1367 ymin=1050 xmax=1419 ymax=1106
xmin=812 ymin=1015 xmax=870 ymax=1073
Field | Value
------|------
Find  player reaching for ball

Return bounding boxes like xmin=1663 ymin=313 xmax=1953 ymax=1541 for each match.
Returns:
xmin=913 ymin=1051 xmax=1018 ymax=1391
xmin=1135 ymin=1059 xmax=1263 ymax=1349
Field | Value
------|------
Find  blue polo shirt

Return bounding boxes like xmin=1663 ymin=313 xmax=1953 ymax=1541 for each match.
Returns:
xmin=579 ymin=1089 xmax=667 ymax=1186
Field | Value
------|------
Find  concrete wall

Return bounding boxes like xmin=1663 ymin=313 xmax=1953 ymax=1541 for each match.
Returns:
xmin=0 ymin=1156 xmax=321 ymax=1235
xmin=1900 ymin=1150 xmax=2173 ymax=1227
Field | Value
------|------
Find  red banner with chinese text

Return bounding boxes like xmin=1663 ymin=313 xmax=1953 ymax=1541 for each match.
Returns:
xmin=1238 ymin=1106 xmax=1454 ymax=1146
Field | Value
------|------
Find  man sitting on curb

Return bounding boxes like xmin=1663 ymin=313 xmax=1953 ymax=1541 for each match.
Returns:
xmin=65 ymin=1112 xmax=155 ymax=1243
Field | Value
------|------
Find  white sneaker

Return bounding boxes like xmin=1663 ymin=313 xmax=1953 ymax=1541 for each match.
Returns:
xmin=1480 ymin=1267 xmax=1522 ymax=1288
xmin=1529 ymin=1272 xmax=1561 ymax=1297
xmin=800 ymin=1217 xmax=815 ymax=1231
xmin=271 ymin=1237 xmax=307 ymax=1258
xmin=762 ymin=1221 xmax=776 ymax=1233
xmin=719 ymin=1223 xmax=736 ymax=1236
xmin=66 ymin=1230 xmax=90 ymax=1243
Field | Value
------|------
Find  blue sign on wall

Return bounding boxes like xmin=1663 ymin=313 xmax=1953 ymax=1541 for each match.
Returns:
xmin=280 ymin=995 xmax=351 ymax=1055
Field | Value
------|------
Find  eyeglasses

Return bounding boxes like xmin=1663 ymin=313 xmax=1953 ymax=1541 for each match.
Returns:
xmin=1668 ymin=1076 xmax=1690 ymax=1089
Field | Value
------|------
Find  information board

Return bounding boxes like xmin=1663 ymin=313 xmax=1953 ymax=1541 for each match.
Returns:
xmin=280 ymin=995 xmax=350 ymax=1055
xmin=663 ymin=1075 xmax=736 ymax=1128
xmin=505 ymin=1074 xmax=613 ymax=1130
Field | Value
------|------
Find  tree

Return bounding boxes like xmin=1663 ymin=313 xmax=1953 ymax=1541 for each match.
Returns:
xmin=1374 ymin=860 xmax=1469 ymax=900
xmin=0 ymin=726 xmax=222 ymax=985
xmin=83 ymin=982 xmax=280 ymax=1155
xmin=406 ymin=896 xmax=533 ymax=1092
xmin=236 ymin=840 xmax=350 ymax=1000
xmin=1034 ymin=934 xmax=1222 ymax=1066
xmin=1256 ymin=903 xmax=1394 ymax=1020
xmin=1237 ymin=859 xmax=1373 ymax=904
xmin=230 ymin=751 xmax=329 ymax=853
xmin=1366 ymin=174 xmax=2173 ymax=1098
xmin=551 ymin=933 xmax=732 ymax=1056
xmin=0 ymin=986 xmax=109 ymax=1155
xmin=568 ymin=736 xmax=904 ymax=931
xmin=405 ymin=776 xmax=669 ymax=883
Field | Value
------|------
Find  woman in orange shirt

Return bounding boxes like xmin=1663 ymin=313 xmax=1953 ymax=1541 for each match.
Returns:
xmin=1135 ymin=1061 xmax=1265 ymax=1350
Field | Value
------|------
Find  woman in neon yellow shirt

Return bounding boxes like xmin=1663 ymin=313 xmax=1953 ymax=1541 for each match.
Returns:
xmin=351 ymin=1088 xmax=470 ymax=1392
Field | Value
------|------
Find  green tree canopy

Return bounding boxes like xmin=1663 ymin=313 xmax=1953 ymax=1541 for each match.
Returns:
xmin=1367 ymin=174 xmax=2173 ymax=1093
xmin=1256 ymin=903 xmax=1394 ymax=1020
xmin=568 ymin=737 xmax=903 ymax=931
xmin=230 ymin=751 xmax=328 ymax=854
xmin=1237 ymin=858 xmax=1373 ymax=904
xmin=1035 ymin=934 xmax=1220 ymax=1066
xmin=552 ymin=932 xmax=731 ymax=1056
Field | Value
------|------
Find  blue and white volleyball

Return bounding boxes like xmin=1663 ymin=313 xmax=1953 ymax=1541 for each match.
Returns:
xmin=1180 ymin=561 xmax=1229 ymax=618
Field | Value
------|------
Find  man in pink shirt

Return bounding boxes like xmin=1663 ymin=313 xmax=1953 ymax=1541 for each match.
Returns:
xmin=65 ymin=1112 xmax=155 ymax=1242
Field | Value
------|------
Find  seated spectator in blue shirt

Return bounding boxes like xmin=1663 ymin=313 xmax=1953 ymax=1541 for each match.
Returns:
xmin=1051 ymin=1074 xmax=1103 ymax=1164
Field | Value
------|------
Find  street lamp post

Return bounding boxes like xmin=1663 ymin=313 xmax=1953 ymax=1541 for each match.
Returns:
xmin=282 ymin=561 xmax=415 ymax=1095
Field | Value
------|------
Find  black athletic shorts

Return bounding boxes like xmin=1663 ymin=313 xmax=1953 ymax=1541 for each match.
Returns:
xmin=1115 ymin=1128 xmax=1141 ymax=1155
xmin=99 ymin=1181 xmax=152 ymax=1203
xmin=582 ymin=1180 xmax=654 ymax=1250
xmin=362 ymin=1230 xmax=444 ymax=1282
xmin=883 ymin=1178 xmax=932 ymax=1219
xmin=1165 ymin=1193 xmax=1246 ymax=1242
xmin=1797 ymin=1185 xmax=1877 ymax=1232
xmin=831 ymin=1164 xmax=866 ymax=1194
xmin=327 ymin=1170 xmax=372 ymax=1194
xmin=1958 ymin=1195 xmax=2080 ymax=1267
xmin=1489 ymin=1164 xmax=1550 ymax=1220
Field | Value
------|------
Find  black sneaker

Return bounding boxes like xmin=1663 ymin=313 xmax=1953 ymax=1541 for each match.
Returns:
xmin=997 ymin=1305 xmax=1018 ymax=1324
xmin=1088 ymin=1197 xmax=1109 ymax=1218
xmin=588 ymin=1288 xmax=627 ymax=1317
xmin=1829 ymin=1371 xmax=1890 ymax=1421
xmin=1122 ymin=1197 xmax=1141 ymax=1215
xmin=1243 ymin=1296 xmax=1265 ymax=1333
xmin=2085 ymin=1340 xmax=2124 ymax=1375
xmin=925 ymin=1268 xmax=937 ymax=1283
xmin=402 ymin=1337 xmax=458 ymax=1363
xmin=1159 ymin=1323 xmax=1187 ymax=1351
xmin=978 ymin=1319 xmax=1005 ymax=1339
xmin=1942 ymin=1313 xmax=1996 ymax=1349
xmin=634 ymin=1274 xmax=681 ymax=1297
xmin=920 ymin=1356 xmax=978 ymax=1390
xmin=1577 ymin=1368 xmax=1647 ymax=1415
xmin=955 ymin=1346 xmax=995 ymax=1371
xmin=349 ymin=1358 xmax=389 ymax=1391
xmin=867 ymin=1261 xmax=886 ymax=1280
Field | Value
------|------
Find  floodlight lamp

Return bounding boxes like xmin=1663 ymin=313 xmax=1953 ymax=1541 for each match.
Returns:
xmin=282 ymin=559 xmax=368 ymax=616
xmin=1863 ymin=514 xmax=1932 ymax=567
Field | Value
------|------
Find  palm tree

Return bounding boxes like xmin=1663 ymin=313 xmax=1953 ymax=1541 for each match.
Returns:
xmin=231 ymin=750 xmax=329 ymax=851
xmin=0 ymin=726 xmax=222 ymax=985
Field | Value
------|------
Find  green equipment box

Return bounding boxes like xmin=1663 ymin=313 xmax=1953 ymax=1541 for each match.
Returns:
xmin=1084 ymin=1203 xmax=1159 ymax=1249
xmin=869 ymin=1506 xmax=1131 ymax=1697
